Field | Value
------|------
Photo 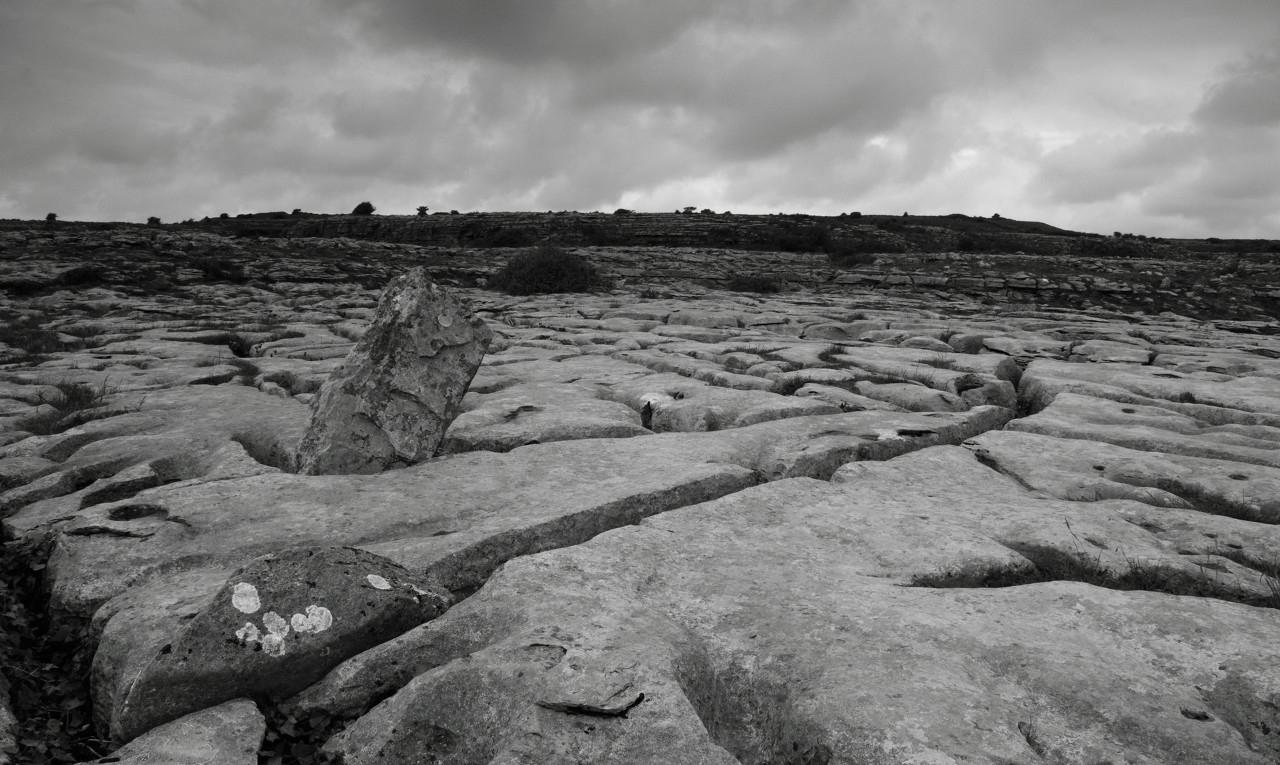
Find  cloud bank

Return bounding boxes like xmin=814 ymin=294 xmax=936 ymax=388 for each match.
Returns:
xmin=1 ymin=0 xmax=1277 ymax=237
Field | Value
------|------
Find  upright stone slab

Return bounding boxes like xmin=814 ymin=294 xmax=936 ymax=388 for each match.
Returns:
xmin=296 ymin=268 xmax=492 ymax=474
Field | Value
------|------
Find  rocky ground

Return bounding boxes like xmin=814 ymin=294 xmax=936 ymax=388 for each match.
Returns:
xmin=1 ymin=227 xmax=1279 ymax=763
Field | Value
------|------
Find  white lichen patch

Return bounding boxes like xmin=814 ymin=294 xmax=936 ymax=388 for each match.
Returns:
xmin=231 ymin=582 xmax=261 ymax=614
xmin=291 ymin=604 xmax=334 ymax=634
xmin=260 ymin=611 xmax=291 ymax=657
xmin=261 ymin=631 xmax=286 ymax=657
xmin=366 ymin=574 xmax=392 ymax=590
xmin=235 ymin=622 xmax=261 ymax=644
xmin=874 ymin=429 xmax=905 ymax=441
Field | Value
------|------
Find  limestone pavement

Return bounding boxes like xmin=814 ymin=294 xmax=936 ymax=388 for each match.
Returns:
xmin=1 ymin=235 xmax=1279 ymax=763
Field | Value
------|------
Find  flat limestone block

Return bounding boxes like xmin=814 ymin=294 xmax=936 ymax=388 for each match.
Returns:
xmin=1020 ymin=358 xmax=1280 ymax=424
xmin=85 ymin=409 xmax=1008 ymax=740
xmin=49 ymin=438 xmax=760 ymax=618
xmin=440 ymin=382 xmax=647 ymax=453
xmin=965 ymin=429 xmax=1280 ymax=523
xmin=318 ymin=457 xmax=1280 ymax=764
xmin=1009 ymin=392 xmax=1280 ymax=467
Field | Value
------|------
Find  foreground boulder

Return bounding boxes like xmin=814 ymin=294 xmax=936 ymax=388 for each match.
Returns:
xmin=109 ymin=547 xmax=449 ymax=743
xmin=296 ymin=268 xmax=492 ymax=474
xmin=78 ymin=699 xmax=264 ymax=765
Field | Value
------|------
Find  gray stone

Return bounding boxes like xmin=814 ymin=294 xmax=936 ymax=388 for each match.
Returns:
xmin=1009 ymin=392 xmax=1280 ymax=467
xmin=966 ymin=429 xmax=1280 ymax=523
xmin=110 ymin=547 xmax=448 ymax=743
xmin=296 ymin=268 xmax=493 ymax=474
xmin=78 ymin=698 xmax=264 ymax=765
xmin=441 ymin=382 xmax=648 ymax=453
xmin=318 ymin=450 xmax=1280 ymax=764
xmin=0 ymin=673 xmax=14 ymax=765
xmin=853 ymin=381 xmax=968 ymax=412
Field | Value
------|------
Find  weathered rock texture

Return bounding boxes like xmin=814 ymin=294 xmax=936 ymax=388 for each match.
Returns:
xmin=1 ymin=224 xmax=1279 ymax=763
xmin=295 ymin=267 xmax=492 ymax=474
xmin=76 ymin=699 xmax=264 ymax=765
xmin=109 ymin=546 xmax=448 ymax=743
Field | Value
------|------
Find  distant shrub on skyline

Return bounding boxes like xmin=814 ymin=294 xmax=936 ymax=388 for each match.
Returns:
xmin=351 ymin=201 xmax=376 ymax=215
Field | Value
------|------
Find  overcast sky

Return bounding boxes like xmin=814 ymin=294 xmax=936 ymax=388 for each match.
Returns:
xmin=2 ymin=1 xmax=1278 ymax=237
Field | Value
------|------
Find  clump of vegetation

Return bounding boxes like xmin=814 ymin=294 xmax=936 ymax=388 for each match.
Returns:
xmin=351 ymin=201 xmax=376 ymax=215
xmin=724 ymin=273 xmax=782 ymax=293
xmin=825 ymin=238 xmax=887 ymax=267
xmin=20 ymin=379 xmax=114 ymax=435
xmin=56 ymin=266 xmax=107 ymax=288
xmin=0 ymin=325 xmax=62 ymax=363
xmin=488 ymin=245 xmax=608 ymax=295
xmin=192 ymin=256 xmax=248 ymax=284
xmin=1 ymin=538 xmax=107 ymax=763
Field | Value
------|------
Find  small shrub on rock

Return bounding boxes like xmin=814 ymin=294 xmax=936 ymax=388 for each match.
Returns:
xmin=351 ymin=201 xmax=376 ymax=215
xmin=725 ymin=273 xmax=782 ymax=293
xmin=489 ymin=245 xmax=606 ymax=295
xmin=192 ymin=257 xmax=248 ymax=284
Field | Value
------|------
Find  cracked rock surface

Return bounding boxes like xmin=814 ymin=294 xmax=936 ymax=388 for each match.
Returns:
xmin=1 ymin=231 xmax=1279 ymax=763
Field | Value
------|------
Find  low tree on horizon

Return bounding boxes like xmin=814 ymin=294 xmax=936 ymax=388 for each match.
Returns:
xmin=351 ymin=201 xmax=376 ymax=215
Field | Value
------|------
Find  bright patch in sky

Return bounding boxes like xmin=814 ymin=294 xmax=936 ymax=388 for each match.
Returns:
xmin=1 ymin=0 xmax=1277 ymax=237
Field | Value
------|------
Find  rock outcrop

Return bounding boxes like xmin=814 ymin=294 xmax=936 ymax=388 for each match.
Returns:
xmin=295 ymin=268 xmax=492 ymax=474
xmin=1 ymin=224 xmax=1279 ymax=763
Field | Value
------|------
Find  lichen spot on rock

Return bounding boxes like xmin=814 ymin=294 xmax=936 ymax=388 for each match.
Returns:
xmin=366 ymin=574 xmax=392 ymax=590
xmin=261 ymin=611 xmax=290 ymax=656
xmin=291 ymin=604 xmax=334 ymax=634
xmin=231 ymin=582 xmax=260 ymax=614
xmin=235 ymin=622 xmax=260 ymax=645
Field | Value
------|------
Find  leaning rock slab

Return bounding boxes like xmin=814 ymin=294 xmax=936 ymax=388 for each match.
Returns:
xmin=80 ymin=698 xmax=264 ymax=765
xmin=296 ymin=268 xmax=493 ymax=474
xmin=110 ymin=547 xmax=448 ymax=743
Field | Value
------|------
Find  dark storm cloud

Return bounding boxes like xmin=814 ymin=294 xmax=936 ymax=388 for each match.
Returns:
xmin=1 ymin=1 xmax=1278 ymax=235
xmin=1032 ymin=30 xmax=1280 ymax=235
xmin=1194 ymin=46 xmax=1280 ymax=128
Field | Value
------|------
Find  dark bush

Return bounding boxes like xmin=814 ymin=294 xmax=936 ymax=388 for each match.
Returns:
xmin=351 ymin=201 xmax=376 ymax=215
xmin=0 ymin=326 xmax=61 ymax=360
xmin=58 ymin=265 xmax=108 ymax=287
xmin=45 ymin=212 xmax=56 ymax=223
xmin=826 ymin=237 xmax=896 ymax=267
xmin=488 ymin=245 xmax=606 ymax=295
xmin=724 ymin=273 xmax=782 ymax=293
xmin=146 ymin=216 xmax=161 ymax=225
xmin=192 ymin=257 xmax=248 ymax=284
xmin=758 ymin=223 xmax=831 ymax=253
